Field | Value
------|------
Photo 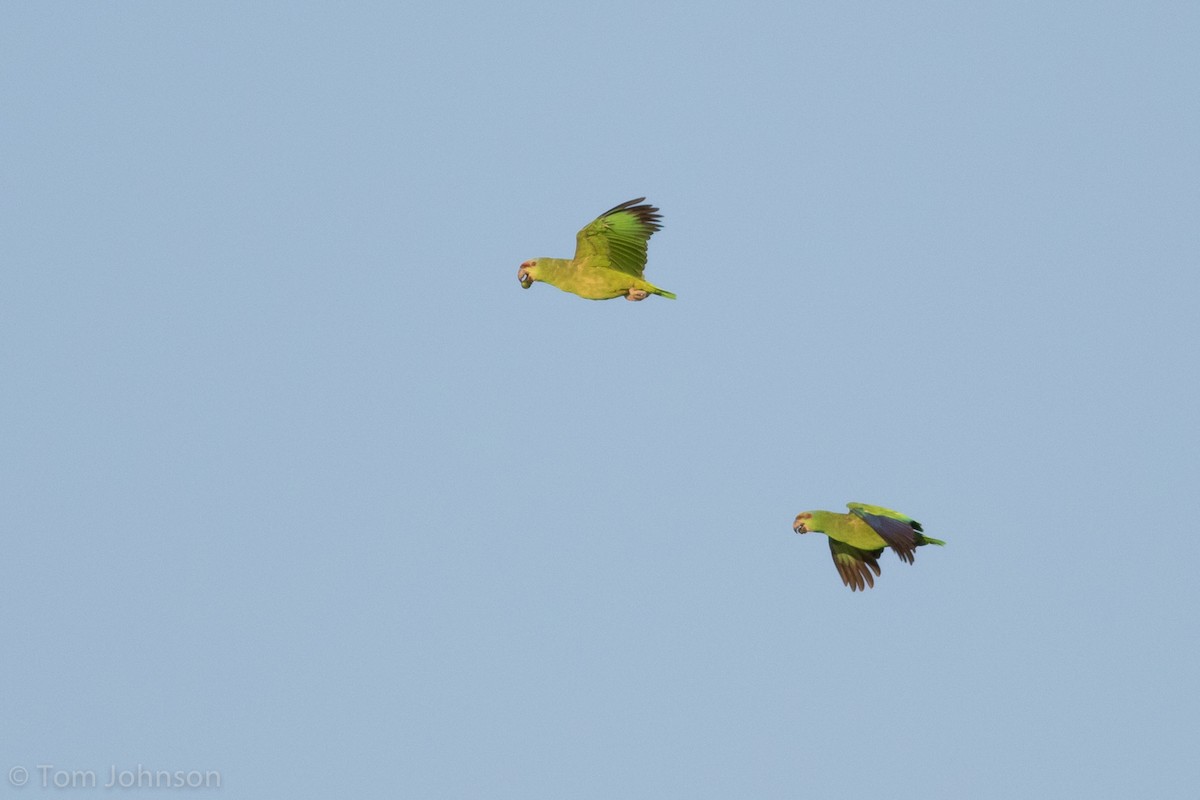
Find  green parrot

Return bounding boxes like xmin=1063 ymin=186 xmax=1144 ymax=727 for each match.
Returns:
xmin=517 ymin=197 xmax=675 ymax=301
xmin=792 ymin=502 xmax=946 ymax=591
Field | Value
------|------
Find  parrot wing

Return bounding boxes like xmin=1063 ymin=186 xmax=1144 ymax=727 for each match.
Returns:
xmin=848 ymin=503 xmax=920 ymax=564
xmin=572 ymin=197 xmax=663 ymax=278
xmin=828 ymin=538 xmax=884 ymax=591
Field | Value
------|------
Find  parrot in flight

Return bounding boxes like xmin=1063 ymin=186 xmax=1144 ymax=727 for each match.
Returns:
xmin=792 ymin=503 xmax=946 ymax=591
xmin=517 ymin=197 xmax=675 ymax=301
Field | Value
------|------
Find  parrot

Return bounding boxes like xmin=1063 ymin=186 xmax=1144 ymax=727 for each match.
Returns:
xmin=517 ymin=197 xmax=675 ymax=301
xmin=792 ymin=502 xmax=946 ymax=591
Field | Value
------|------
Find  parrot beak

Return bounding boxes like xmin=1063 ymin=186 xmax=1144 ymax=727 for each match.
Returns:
xmin=793 ymin=519 xmax=808 ymax=534
xmin=517 ymin=263 xmax=533 ymax=289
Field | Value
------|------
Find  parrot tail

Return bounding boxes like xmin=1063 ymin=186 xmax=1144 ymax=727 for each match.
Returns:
xmin=919 ymin=535 xmax=946 ymax=546
xmin=654 ymin=288 xmax=677 ymax=300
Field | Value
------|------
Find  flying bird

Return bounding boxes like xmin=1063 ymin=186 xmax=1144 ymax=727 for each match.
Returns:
xmin=793 ymin=502 xmax=946 ymax=591
xmin=517 ymin=198 xmax=674 ymax=301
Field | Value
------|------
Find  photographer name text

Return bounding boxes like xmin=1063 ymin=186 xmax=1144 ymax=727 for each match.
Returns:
xmin=8 ymin=764 xmax=222 ymax=791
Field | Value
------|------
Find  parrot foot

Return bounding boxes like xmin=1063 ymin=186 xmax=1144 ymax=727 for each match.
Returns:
xmin=626 ymin=289 xmax=649 ymax=301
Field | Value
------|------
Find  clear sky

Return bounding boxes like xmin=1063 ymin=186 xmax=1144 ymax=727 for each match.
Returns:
xmin=3 ymin=3 xmax=1198 ymax=798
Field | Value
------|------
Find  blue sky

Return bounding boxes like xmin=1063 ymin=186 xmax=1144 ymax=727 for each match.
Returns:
xmin=3 ymin=3 xmax=1197 ymax=798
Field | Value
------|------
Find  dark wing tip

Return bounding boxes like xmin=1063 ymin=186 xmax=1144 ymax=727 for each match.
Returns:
xmin=834 ymin=550 xmax=882 ymax=592
xmin=835 ymin=559 xmax=864 ymax=591
xmin=858 ymin=512 xmax=920 ymax=564
xmin=600 ymin=197 xmax=663 ymax=233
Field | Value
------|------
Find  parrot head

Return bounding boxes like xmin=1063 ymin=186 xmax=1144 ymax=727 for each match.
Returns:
xmin=793 ymin=512 xmax=817 ymax=534
xmin=517 ymin=260 xmax=538 ymax=289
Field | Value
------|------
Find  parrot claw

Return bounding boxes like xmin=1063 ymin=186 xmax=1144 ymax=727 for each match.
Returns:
xmin=626 ymin=289 xmax=649 ymax=301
